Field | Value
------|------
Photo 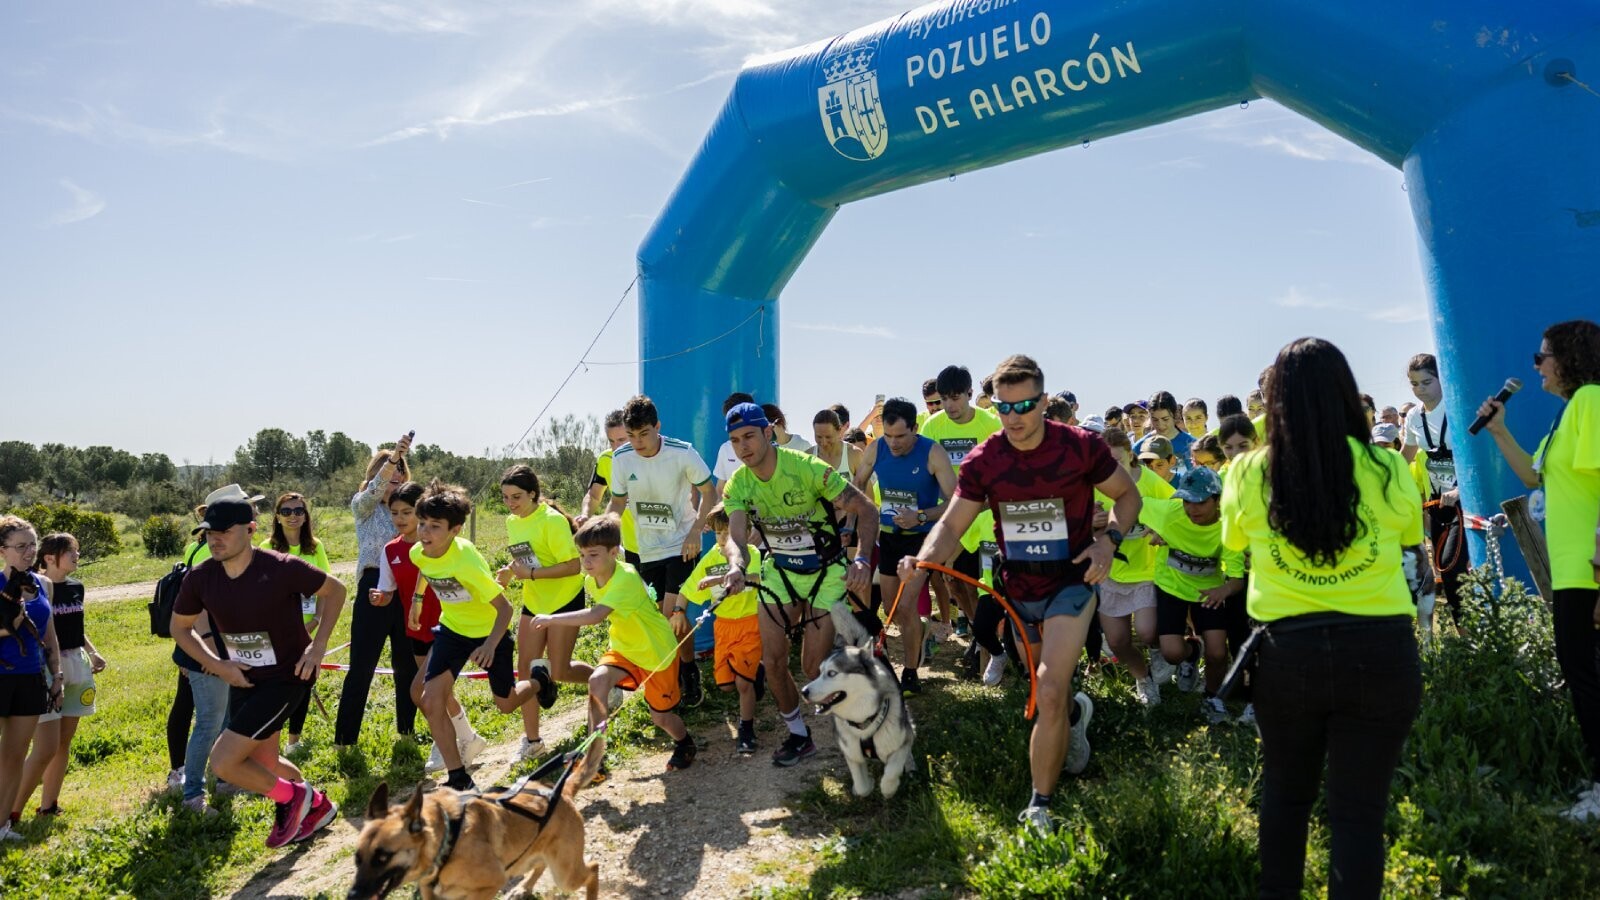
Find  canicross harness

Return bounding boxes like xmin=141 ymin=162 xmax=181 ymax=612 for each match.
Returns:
xmin=749 ymin=499 xmax=864 ymax=641
xmin=418 ymin=751 xmax=582 ymax=890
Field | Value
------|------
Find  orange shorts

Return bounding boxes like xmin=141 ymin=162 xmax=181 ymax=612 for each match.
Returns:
xmin=713 ymin=615 xmax=762 ymax=686
xmin=599 ymin=651 xmax=680 ymax=713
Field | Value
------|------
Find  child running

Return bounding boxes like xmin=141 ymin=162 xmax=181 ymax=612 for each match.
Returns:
xmin=374 ymin=481 xmax=485 ymax=773
xmin=529 ymin=514 xmax=696 ymax=771
xmin=410 ymin=481 xmax=544 ymax=791
xmin=497 ymin=465 xmax=585 ymax=760
xmin=683 ymin=504 xmax=764 ymax=754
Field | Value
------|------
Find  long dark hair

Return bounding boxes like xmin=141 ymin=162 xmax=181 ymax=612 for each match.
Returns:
xmin=269 ymin=492 xmax=318 ymax=556
xmin=1545 ymin=319 xmax=1600 ymax=397
xmin=1264 ymin=338 xmax=1393 ymax=568
xmin=501 ymin=464 xmax=575 ymax=533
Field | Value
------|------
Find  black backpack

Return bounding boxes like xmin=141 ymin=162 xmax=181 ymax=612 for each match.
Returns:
xmin=149 ymin=544 xmax=203 ymax=637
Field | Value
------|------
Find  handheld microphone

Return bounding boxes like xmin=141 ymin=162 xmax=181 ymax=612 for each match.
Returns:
xmin=1468 ymin=378 xmax=1522 ymax=435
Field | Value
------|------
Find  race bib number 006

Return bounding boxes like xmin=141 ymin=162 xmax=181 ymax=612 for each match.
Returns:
xmin=222 ymin=631 xmax=277 ymax=666
xmin=635 ymin=501 xmax=674 ymax=533
xmin=426 ymin=576 xmax=471 ymax=604
xmin=999 ymin=498 xmax=1068 ymax=561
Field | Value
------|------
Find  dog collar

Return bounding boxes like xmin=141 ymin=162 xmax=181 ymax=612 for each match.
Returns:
xmin=847 ymin=695 xmax=894 ymax=736
xmin=421 ymin=790 xmax=474 ymax=889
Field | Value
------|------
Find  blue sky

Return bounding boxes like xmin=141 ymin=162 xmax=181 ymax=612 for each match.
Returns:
xmin=3 ymin=0 xmax=1432 ymax=464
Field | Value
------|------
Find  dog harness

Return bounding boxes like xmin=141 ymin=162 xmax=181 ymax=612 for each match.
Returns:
xmin=750 ymin=499 xmax=855 ymax=641
xmin=846 ymin=695 xmax=896 ymax=761
xmin=417 ymin=751 xmax=585 ymax=890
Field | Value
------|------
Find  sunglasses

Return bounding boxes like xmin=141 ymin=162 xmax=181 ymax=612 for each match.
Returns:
xmin=924 ymin=399 xmax=942 ymax=407
xmin=992 ymin=393 xmax=1046 ymax=416
xmin=278 ymin=507 xmax=308 ymax=517
xmin=1534 ymin=351 xmax=1549 ymax=366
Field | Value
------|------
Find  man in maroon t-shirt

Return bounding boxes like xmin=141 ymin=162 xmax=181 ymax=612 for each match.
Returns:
xmin=898 ymin=355 xmax=1141 ymax=835
xmin=172 ymin=488 xmax=347 ymax=849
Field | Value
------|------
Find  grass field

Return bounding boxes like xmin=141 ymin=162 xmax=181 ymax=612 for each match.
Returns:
xmin=3 ymin=568 xmax=1598 ymax=898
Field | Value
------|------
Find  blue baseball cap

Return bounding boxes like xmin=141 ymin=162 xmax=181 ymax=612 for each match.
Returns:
xmin=1171 ymin=466 xmax=1223 ymax=503
xmin=725 ymin=401 xmax=770 ymax=434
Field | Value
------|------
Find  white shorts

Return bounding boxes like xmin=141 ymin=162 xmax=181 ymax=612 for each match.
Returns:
xmin=40 ymin=647 xmax=96 ymax=722
xmin=1097 ymin=580 xmax=1156 ymax=619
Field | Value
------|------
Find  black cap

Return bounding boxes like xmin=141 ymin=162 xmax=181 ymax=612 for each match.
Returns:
xmin=192 ymin=499 xmax=255 ymax=534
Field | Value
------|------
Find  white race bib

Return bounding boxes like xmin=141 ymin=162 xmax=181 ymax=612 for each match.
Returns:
xmin=299 ymin=595 xmax=317 ymax=618
xmin=979 ymin=540 xmax=1000 ymax=577
xmin=426 ymin=575 xmax=472 ymax=604
xmin=635 ymin=501 xmax=675 ymax=534
xmin=766 ymin=519 xmax=820 ymax=571
xmin=1166 ymin=548 xmax=1220 ymax=578
xmin=507 ymin=542 xmax=541 ymax=571
xmin=939 ymin=437 xmax=978 ymax=466
xmin=222 ymin=631 xmax=278 ymax=666
xmin=999 ymin=498 xmax=1069 ymax=561
xmin=881 ymin=488 xmax=918 ymax=528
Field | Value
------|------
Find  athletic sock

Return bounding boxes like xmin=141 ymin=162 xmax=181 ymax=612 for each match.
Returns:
xmin=1030 ymin=791 xmax=1052 ymax=809
xmin=266 ymin=778 xmax=296 ymax=804
xmin=676 ymin=735 xmax=695 ymax=749
xmin=780 ymin=707 xmax=808 ymax=737
xmin=740 ymin=718 xmax=754 ymax=732
xmin=450 ymin=709 xmax=476 ymax=741
xmin=445 ymin=767 xmax=473 ymax=790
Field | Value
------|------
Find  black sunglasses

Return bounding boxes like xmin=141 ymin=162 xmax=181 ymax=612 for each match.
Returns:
xmin=1534 ymin=351 xmax=1549 ymax=366
xmin=278 ymin=506 xmax=308 ymax=517
xmin=993 ymin=393 xmax=1046 ymax=416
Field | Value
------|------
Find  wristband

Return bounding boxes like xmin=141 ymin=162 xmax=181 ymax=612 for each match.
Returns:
xmin=673 ymin=605 xmax=686 ymax=614
xmin=853 ymin=556 xmax=870 ymax=565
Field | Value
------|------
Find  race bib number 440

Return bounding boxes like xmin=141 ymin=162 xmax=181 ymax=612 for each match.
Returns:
xmin=765 ymin=520 xmax=820 ymax=571
xmin=222 ymin=631 xmax=277 ymax=667
xmin=999 ymin=498 xmax=1068 ymax=561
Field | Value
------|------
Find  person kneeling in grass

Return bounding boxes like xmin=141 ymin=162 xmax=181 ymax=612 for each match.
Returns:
xmin=411 ymin=481 xmax=547 ymax=792
xmin=529 ymin=514 xmax=696 ymax=772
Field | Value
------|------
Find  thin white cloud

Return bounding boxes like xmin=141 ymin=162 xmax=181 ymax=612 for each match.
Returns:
xmin=206 ymin=0 xmax=509 ymax=34
xmin=4 ymin=101 xmax=292 ymax=160
xmin=495 ymin=177 xmax=552 ymax=189
xmin=1273 ymin=286 xmax=1348 ymax=311
xmin=1273 ymin=286 xmax=1428 ymax=325
xmin=793 ymin=322 xmax=894 ymax=339
xmin=48 ymin=179 xmax=105 ymax=226
xmin=1367 ymin=306 xmax=1428 ymax=324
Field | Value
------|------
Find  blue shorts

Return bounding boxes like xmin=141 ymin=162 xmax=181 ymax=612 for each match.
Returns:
xmin=1013 ymin=582 xmax=1096 ymax=644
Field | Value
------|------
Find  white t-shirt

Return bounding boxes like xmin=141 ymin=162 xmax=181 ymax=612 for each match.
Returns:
xmin=778 ymin=433 xmax=815 ymax=455
xmin=713 ymin=439 xmax=742 ymax=484
xmin=611 ymin=437 xmax=713 ymax=563
xmin=1403 ymin=404 xmax=1448 ymax=453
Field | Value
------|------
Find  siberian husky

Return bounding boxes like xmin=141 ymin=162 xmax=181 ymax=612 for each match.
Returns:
xmin=801 ymin=603 xmax=916 ymax=798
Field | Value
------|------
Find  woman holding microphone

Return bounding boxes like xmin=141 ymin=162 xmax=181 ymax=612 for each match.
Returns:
xmin=1476 ymin=319 xmax=1600 ymax=821
xmin=1221 ymin=337 xmax=1427 ymax=898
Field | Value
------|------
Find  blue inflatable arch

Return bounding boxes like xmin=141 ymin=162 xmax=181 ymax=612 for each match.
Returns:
xmin=638 ymin=0 xmax=1600 ymax=567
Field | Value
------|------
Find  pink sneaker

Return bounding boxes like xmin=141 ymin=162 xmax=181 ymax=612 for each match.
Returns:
xmin=265 ymin=782 xmax=312 ymax=848
xmin=293 ymin=789 xmax=337 ymax=842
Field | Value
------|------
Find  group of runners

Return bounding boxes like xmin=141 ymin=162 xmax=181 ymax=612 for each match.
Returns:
xmin=4 ymin=322 xmax=1595 ymax=894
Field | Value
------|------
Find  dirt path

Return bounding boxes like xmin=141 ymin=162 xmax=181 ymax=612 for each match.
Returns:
xmin=229 ymin=703 xmax=848 ymax=899
xmin=84 ymin=560 xmax=360 ymax=604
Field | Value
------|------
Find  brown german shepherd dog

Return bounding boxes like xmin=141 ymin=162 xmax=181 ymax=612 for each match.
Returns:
xmin=348 ymin=736 xmax=604 ymax=900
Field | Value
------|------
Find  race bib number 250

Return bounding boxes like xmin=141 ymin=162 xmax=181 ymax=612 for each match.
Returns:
xmin=999 ymin=498 xmax=1068 ymax=561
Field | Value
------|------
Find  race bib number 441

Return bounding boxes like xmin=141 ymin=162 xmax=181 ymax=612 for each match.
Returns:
xmin=999 ymin=498 xmax=1068 ymax=561
xmin=222 ymin=631 xmax=277 ymax=667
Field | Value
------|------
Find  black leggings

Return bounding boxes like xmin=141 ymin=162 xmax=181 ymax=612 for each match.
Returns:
xmin=287 ymin=673 xmax=314 ymax=737
xmin=1224 ymin=588 xmax=1256 ymax=703
xmin=971 ymin=595 xmax=1007 ymax=657
xmin=334 ymin=567 xmax=420 ymax=744
xmin=166 ymin=667 xmax=194 ymax=770
xmin=1255 ymin=616 xmax=1421 ymax=899
xmin=1553 ymin=588 xmax=1600 ymax=779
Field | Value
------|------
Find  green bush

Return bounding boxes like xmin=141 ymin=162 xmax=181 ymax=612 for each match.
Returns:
xmin=9 ymin=502 xmax=122 ymax=560
xmin=139 ymin=515 xmax=185 ymax=558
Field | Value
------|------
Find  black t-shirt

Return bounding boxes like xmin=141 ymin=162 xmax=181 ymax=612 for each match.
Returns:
xmin=174 ymin=548 xmax=328 ymax=685
xmin=50 ymin=578 xmax=86 ymax=650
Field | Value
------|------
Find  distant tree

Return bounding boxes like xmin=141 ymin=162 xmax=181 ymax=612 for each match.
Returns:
xmin=320 ymin=431 xmax=368 ymax=478
xmin=233 ymin=428 xmax=308 ymax=485
xmin=136 ymin=452 xmax=178 ymax=484
xmin=0 ymin=441 xmax=41 ymax=493
xmin=38 ymin=444 xmax=91 ymax=499
xmin=83 ymin=445 xmax=139 ymax=489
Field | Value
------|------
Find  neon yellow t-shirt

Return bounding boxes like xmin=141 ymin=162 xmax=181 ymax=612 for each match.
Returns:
xmin=595 ymin=450 xmax=639 ymax=555
xmin=507 ymin=504 xmax=585 ymax=614
xmin=1222 ymin=437 xmax=1423 ymax=621
xmin=1140 ymin=497 xmax=1243 ymax=601
xmin=410 ymin=537 xmax=504 ymax=639
xmin=1101 ymin=464 xmax=1177 ymax=585
xmin=922 ymin=408 xmax=1002 ymax=551
xmin=723 ymin=448 xmax=848 ymax=572
xmin=1535 ymin=384 xmax=1600 ymax=590
xmin=259 ymin=538 xmax=331 ymax=623
xmin=588 ymin=561 xmax=677 ymax=672
xmin=681 ymin=543 xmax=761 ymax=620
xmin=1251 ymin=414 xmax=1270 ymax=445
xmin=181 ymin=540 xmax=213 ymax=566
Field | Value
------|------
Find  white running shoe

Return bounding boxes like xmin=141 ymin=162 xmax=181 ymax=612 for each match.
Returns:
xmin=1177 ymin=661 xmax=1200 ymax=693
xmin=982 ymin=654 xmax=1007 ymax=687
xmin=1201 ymin=696 xmax=1230 ymax=724
xmin=458 ymin=732 xmax=488 ymax=767
xmin=1561 ymin=791 xmax=1600 ymax=823
xmin=517 ymin=736 xmax=546 ymax=762
xmin=0 ymin=823 xmax=23 ymax=842
xmin=1017 ymin=805 xmax=1055 ymax=835
xmin=167 ymin=767 xmax=185 ymax=794
xmin=1064 ymin=692 xmax=1094 ymax=775
xmin=424 ymin=742 xmax=446 ymax=773
xmin=1149 ymin=656 xmax=1175 ymax=685
xmin=284 ymin=740 xmax=302 ymax=756
xmin=607 ymin=686 xmax=626 ymax=714
xmin=1135 ymin=676 xmax=1161 ymax=708
xmin=1236 ymin=703 xmax=1257 ymax=727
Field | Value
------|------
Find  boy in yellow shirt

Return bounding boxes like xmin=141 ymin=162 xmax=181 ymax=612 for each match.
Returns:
xmin=682 ymin=505 xmax=763 ymax=754
xmin=411 ymin=483 xmax=543 ymax=791
xmin=530 ymin=514 xmax=696 ymax=771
